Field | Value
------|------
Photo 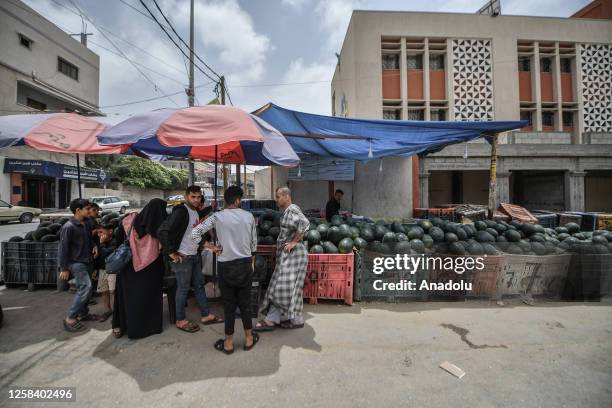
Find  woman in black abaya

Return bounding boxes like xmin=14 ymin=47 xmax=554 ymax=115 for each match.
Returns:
xmin=112 ymin=198 xmax=168 ymax=339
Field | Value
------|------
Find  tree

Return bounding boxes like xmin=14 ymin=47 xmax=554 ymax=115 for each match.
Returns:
xmin=112 ymin=157 xmax=188 ymax=190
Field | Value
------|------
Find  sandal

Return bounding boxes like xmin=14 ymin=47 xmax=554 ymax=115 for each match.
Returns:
xmin=112 ymin=328 xmax=123 ymax=338
xmin=78 ymin=313 xmax=100 ymax=322
xmin=214 ymin=339 xmax=234 ymax=355
xmin=253 ymin=320 xmax=277 ymax=332
xmin=201 ymin=315 xmax=224 ymax=325
xmin=99 ymin=311 xmax=113 ymax=322
xmin=63 ymin=319 xmax=85 ymax=332
xmin=244 ymin=333 xmax=260 ymax=351
xmin=280 ymin=321 xmax=304 ymax=330
xmin=176 ymin=321 xmax=200 ymax=333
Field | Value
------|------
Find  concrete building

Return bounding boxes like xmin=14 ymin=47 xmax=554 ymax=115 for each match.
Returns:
xmin=324 ymin=1 xmax=612 ymax=217
xmin=0 ymin=0 xmax=101 ymax=209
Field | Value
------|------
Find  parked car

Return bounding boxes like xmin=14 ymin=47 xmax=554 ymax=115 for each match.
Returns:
xmin=0 ymin=199 xmax=41 ymax=223
xmin=89 ymin=196 xmax=130 ymax=214
xmin=166 ymin=195 xmax=184 ymax=207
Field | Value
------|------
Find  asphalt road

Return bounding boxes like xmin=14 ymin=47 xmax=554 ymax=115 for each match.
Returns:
xmin=0 ymin=289 xmax=611 ymax=408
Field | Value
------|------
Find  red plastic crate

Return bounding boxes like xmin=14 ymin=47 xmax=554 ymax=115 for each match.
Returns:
xmin=256 ymin=245 xmax=276 ymax=254
xmin=414 ymin=208 xmax=428 ymax=218
xmin=304 ymin=253 xmax=353 ymax=305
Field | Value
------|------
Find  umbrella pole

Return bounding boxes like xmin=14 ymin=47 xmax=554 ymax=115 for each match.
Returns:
xmin=487 ymin=133 xmax=498 ymax=218
xmin=213 ymin=144 xmax=218 ymax=281
xmin=76 ymin=153 xmax=82 ymax=199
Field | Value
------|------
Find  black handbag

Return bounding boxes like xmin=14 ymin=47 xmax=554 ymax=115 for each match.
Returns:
xmin=105 ymin=222 xmax=134 ymax=275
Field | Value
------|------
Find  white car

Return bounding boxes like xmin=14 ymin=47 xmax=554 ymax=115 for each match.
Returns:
xmin=90 ymin=196 xmax=130 ymax=214
xmin=0 ymin=199 xmax=42 ymax=223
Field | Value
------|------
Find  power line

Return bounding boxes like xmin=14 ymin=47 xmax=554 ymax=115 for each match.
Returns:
xmin=101 ymin=81 xmax=214 ymax=108
xmin=67 ymin=0 xmax=180 ymax=106
xmin=137 ymin=0 xmax=219 ymax=84
xmin=150 ymin=0 xmax=221 ymax=80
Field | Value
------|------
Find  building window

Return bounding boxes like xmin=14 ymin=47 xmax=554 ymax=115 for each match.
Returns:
xmin=430 ymin=110 xmax=446 ymax=121
xmin=26 ymin=97 xmax=46 ymax=111
xmin=429 ymin=54 xmax=444 ymax=70
xmin=560 ymin=58 xmax=572 ymax=73
xmin=407 ymin=54 xmax=423 ymax=70
xmin=540 ymin=57 xmax=552 ymax=73
xmin=58 ymin=57 xmax=79 ymax=80
xmin=19 ymin=33 xmax=33 ymax=50
xmin=518 ymin=56 xmax=530 ymax=72
xmin=520 ymin=111 xmax=533 ymax=126
xmin=542 ymin=111 xmax=554 ymax=127
xmin=383 ymin=109 xmax=400 ymax=120
xmin=562 ymin=111 xmax=574 ymax=127
xmin=382 ymin=54 xmax=399 ymax=69
xmin=407 ymin=109 xmax=424 ymax=120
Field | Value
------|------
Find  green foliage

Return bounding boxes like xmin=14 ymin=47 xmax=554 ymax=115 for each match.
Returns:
xmin=112 ymin=157 xmax=188 ymax=190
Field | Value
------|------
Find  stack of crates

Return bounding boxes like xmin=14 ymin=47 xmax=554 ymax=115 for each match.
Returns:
xmin=304 ymin=253 xmax=353 ymax=305
xmin=532 ymin=211 xmax=559 ymax=229
xmin=1 ymin=241 xmax=59 ymax=288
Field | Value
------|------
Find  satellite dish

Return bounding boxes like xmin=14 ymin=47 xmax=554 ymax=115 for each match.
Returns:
xmin=477 ymin=0 xmax=502 ymax=17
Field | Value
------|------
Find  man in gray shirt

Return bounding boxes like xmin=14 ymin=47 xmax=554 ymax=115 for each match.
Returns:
xmin=191 ymin=186 xmax=259 ymax=354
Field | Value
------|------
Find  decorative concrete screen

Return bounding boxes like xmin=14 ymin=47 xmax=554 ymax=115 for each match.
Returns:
xmin=580 ymin=43 xmax=612 ymax=132
xmin=451 ymin=39 xmax=494 ymax=121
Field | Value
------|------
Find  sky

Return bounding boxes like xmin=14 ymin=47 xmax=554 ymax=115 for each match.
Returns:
xmin=23 ymin=0 xmax=591 ymax=124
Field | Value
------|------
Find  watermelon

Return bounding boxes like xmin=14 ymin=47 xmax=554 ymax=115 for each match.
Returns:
xmin=257 ymin=235 xmax=265 ymax=244
xmin=305 ymin=230 xmax=321 ymax=246
xmin=475 ymin=231 xmax=495 ymax=243
xmin=268 ymin=227 xmax=280 ymax=239
xmin=444 ymin=232 xmax=459 ymax=243
xmin=409 ymin=239 xmax=425 ymax=253
xmin=48 ymin=223 xmax=62 ymax=233
xmin=8 ymin=236 xmax=23 ymax=242
xmin=360 ymin=227 xmax=375 ymax=242
xmin=330 ymin=215 xmax=343 ymax=226
xmin=555 ymin=226 xmax=569 ymax=234
xmin=494 ymin=223 xmax=507 ymax=233
xmin=531 ymin=242 xmax=547 ymax=255
xmin=59 ymin=217 xmax=70 ymax=225
xmin=378 ymin=242 xmax=391 ymax=254
xmin=443 ymin=223 xmax=458 ymax=234
xmin=33 ymin=227 xmax=51 ymax=241
xmin=496 ymin=235 xmax=508 ymax=242
xmin=354 ymin=237 xmax=367 ymax=250
xmin=261 ymin=236 xmax=275 ymax=245
xmin=338 ymin=224 xmax=352 ymax=239
xmin=485 ymin=228 xmax=499 ymax=238
xmin=322 ymin=241 xmax=339 ymax=254
xmin=40 ymin=234 xmax=58 ymax=242
xmin=382 ymin=232 xmax=397 ymax=243
xmin=391 ymin=221 xmax=405 ymax=234
xmin=316 ymin=224 xmax=329 ymax=240
xmin=23 ymin=231 xmax=34 ymax=241
xmin=467 ymin=242 xmax=484 ymax=255
xmin=272 ymin=213 xmax=281 ymax=227
xmin=391 ymin=240 xmax=409 ymax=254
xmin=593 ymin=235 xmax=608 ymax=246
xmin=450 ymin=242 xmax=466 ymax=255
xmin=475 ymin=221 xmax=488 ymax=231
xmin=518 ymin=241 xmax=532 ymax=252
xmin=429 ymin=227 xmax=445 ymax=242
xmin=422 ymin=234 xmax=434 ymax=249
xmin=350 ymin=226 xmax=360 ymax=240
xmin=38 ymin=221 xmax=52 ymax=228
xmin=504 ymin=230 xmax=521 ymax=242
xmin=407 ymin=226 xmax=424 ymax=240
xmin=395 ymin=233 xmax=408 ymax=242
xmin=259 ymin=221 xmax=272 ymax=234
xmin=327 ymin=226 xmax=342 ymax=245
xmin=430 ymin=217 xmax=444 ymax=227
xmin=507 ymin=244 xmax=523 ymax=254
xmin=481 ymin=243 xmax=498 ymax=255
xmin=417 ymin=219 xmax=432 ymax=231
xmin=530 ymin=234 xmax=545 ymax=243
xmin=565 ymin=223 xmax=581 ymax=234
xmin=374 ymin=225 xmax=388 ymax=241
xmin=309 ymin=244 xmax=324 ymax=254
xmin=557 ymin=233 xmax=570 ymax=241
xmin=455 ymin=228 xmax=468 ymax=241
xmin=338 ymin=238 xmax=354 ymax=253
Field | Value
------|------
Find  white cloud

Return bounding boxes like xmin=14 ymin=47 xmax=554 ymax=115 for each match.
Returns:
xmin=169 ymin=0 xmax=271 ymax=82
xmin=315 ymin=0 xmax=362 ymax=52
xmin=281 ymin=0 xmax=312 ymax=10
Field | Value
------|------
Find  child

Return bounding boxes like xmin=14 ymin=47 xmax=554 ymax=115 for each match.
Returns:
xmin=94 ymin=224 xmax=117 ymax=322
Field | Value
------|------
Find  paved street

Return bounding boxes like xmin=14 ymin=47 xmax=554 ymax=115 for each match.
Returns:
xmin=0 ymin=287 xmax=611 ymax=407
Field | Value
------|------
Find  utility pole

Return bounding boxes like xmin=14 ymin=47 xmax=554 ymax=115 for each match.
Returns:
xmin=220 ymin=76 xmax=229 ymax=191
xmin=187 ymin=0 xmax=196 ymax=186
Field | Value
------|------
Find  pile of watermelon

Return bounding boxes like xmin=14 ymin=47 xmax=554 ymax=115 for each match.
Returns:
xmin=7 ymin=210 xmax=123 ymax=243
xmin=256 ymin=211 xmax=612 ymax=256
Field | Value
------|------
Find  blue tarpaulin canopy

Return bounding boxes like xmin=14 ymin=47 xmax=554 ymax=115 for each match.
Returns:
xmin=254 ymin=103 xmax=527 ymax=161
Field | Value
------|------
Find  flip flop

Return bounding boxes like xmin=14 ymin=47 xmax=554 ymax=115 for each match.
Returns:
xmin=202 ymin=315 xmax=224 ymax=325
xmin=253 ymin=320 xmax=277 ymax=332
xmin=63 ymin=319 xmax=85 ymax=332
xmin=78 ymin=313 xmax=100 ymax=322
xmin=112 ymin=328 xmax=123 ymax=338
xmin=176 ymin=321 xmax=200 ymax=333
xmin=99 ymin=311 xmax=113 ymax=322
xmin=243 ymin=333 xmax=260 ymax=351
xmin=280 ymin=321 xmax=304 ymax=330
xmin=214 ymin=339 xmax=234 ymax=355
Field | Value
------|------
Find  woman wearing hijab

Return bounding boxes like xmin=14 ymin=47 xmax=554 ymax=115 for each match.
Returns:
xmin=112 ymin=198 xmax=168 ymax=339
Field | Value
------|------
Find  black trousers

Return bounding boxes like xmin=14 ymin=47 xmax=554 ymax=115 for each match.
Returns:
xmin=217 ymin=258 xmax=253 ymax=336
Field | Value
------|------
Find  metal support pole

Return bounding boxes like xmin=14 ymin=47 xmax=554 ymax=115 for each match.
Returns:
xmin=187 ymin=0 xmax=196 ymax=185
xmin=488 ymin=134 xmax=498 ymax=218
xmin=76 ymin=153 xmax=82 ymax=199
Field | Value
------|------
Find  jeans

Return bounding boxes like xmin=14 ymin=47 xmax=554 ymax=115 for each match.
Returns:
xmin=67 ymin=262 xmax=92 ymax=320
xmin=172 ymin=255 xmax=210 ymax=322
xmin=218 ymin=259 xmax=253 ymax=336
